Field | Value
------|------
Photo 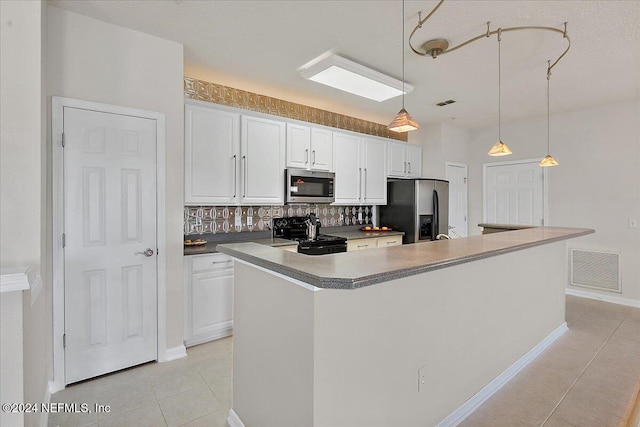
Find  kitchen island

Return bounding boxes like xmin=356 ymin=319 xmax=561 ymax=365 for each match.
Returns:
xmin=218 ymin=227 xmax=593 ymax=427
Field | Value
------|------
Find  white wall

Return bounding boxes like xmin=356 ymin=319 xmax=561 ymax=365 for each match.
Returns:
xmin=46 ymin=6 xmax=185 ymax=350
xmin=468 ymin=99 xmax=640 ymax=303
xmin=417 ymin=122 xmax=469 ymax=179
xmin=1 ymin=1 xmax=51 ymax=426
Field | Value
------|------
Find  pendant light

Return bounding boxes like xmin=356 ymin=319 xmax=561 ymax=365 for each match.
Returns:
xmin=539 ymin=61 xmax=559 ymax=167
xmin=488 ymin=29 xmax=513 ymax=156
xmin=388 ymin=0 xmax=420 ymax=133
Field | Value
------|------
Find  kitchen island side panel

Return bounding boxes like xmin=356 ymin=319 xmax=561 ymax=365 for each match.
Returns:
xmin=232 ymin=262 xmax=315 ymax=427
xmin=312 ymin=241 xmax=566 ymax=427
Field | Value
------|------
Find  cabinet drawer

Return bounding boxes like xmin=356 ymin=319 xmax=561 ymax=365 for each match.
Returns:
xmin=377 ymin=236 xmax=401 ymax=248
xmin=347 ymin=239 xmax=376 ymax=252
xmin=191 ymin=253 xmax=233 ymax=272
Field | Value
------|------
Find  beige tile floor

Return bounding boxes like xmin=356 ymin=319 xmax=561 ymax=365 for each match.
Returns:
xmin=50 ymin=295 xmax=640 ymax=427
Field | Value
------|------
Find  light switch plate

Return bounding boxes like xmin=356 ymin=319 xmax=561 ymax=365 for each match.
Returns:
xmin=418 ymin=366 xmax=427 ymax=392
xmin=235 ymin=215 xmax=242 ymax=229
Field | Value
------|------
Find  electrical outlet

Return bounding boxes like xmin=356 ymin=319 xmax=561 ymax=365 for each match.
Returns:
xmin=418 ymin=366 xmax=427 ymax=392
xmin=247 ymin=216 xmax=253 ymax=227
xmin=629 ymin=219 xmax=638 ymax=229
xmin=358 ymin=212 xmax=363 ymax=222
xmin=235 ymin=215 xmax=242 ymax=229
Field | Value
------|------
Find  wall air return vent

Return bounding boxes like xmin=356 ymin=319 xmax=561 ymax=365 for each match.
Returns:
xmin=570 ymin=248 xmax=621 ymax=293
xmin=436 ymin=100 xmax=456 ymax=107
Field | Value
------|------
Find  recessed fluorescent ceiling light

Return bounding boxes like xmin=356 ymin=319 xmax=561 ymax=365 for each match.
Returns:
xmin=300 ymin=53 xmax=413 ymax=102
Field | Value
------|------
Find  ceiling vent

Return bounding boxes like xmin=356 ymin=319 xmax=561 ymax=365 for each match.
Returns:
xmin=436 ymin=100 xmax=456 ymax=107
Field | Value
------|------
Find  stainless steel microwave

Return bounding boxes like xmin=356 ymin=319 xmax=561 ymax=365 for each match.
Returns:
xmin=285 ymin=169 xmax=335 ymax=204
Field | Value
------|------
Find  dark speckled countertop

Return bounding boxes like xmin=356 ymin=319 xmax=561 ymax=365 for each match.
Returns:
xmin=216 ymin=227 xmax=594 ymax=289
xmin=183 ymin=226 xmax=403 ymax=256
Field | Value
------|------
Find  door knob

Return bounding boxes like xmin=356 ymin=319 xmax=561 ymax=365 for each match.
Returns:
xmin=135 ymin=248 xmax=154 ymax=257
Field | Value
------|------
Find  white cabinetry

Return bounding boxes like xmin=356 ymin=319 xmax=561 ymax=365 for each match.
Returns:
xmin=345 ymin=235 xmax=402 ymax=252
xmin=286 ymin=124 xmax=333 ymax=171
xmin=184 ymin=104 xmax=240 ymax=205
xmin=334 ymin=132 xmax=387 ymax=205
xmin=387 ymin=141 xmax=422 ymax=178
xmin=241 ymin=116 xmax=286 ymax=205
xmin=185 ymin=103 xmax=285 ymax=206
xmin=184 ymin=253 xmax=234 ymax=346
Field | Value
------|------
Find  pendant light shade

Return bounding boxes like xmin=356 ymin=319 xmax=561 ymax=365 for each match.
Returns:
xmin=388 ymin=108 xmax=420 ymax=132
xmin=539 ymin=154 xmax=559 ymax=167
xmin=539 ymin=61 xmax=559 ymax=167
xmin=388 ymin=0 xmax=419 ymax=133
xmin=488 ymin=29 xmax=512 ymax=156
xmin=488 ymin=140 xmax=513 ymax=156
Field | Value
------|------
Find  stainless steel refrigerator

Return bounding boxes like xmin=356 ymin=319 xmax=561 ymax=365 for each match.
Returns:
xmin=379 ymin=179 xmax=449 ymax=244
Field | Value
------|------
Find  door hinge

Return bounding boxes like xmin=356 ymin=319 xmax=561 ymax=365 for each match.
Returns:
xmin=62 ymin=234 xmax=66 ymax=248
xmin=541 ymin=218 xmax=545 ymax=225
xmin=464 ymin=177 xmax=467 ymax=184
xmin=63 ymin=334 xmax=66 ymax=348
xmin=61 ymin=133 xmax=65 ymax=147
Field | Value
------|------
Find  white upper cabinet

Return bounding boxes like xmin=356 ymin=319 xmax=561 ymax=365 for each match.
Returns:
xmin=406 ymin=144 xmax=422 ymax=178
xmin=241 ymin=116 xmax=285 ymax=205
xmin=185 ymin=104 xmax=240 ymax=205
xmin=333 ymin=133 xmax=387 ymax=205
xmin=361 ymin=137 xmax=387 ymax=204
xmin=387 ymin=141 xmax=422 ymax=178
xmin=286 ymin=124 xmax=333 ymax=171
xmin=333 ymin=132 xmax=362 ymax=204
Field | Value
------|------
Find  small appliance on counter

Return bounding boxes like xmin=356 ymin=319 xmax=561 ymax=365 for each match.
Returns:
xmin=379 ymin=179 xmax=449 ymax=244
xmin=273 ymin=215 xmax=347 ymax=255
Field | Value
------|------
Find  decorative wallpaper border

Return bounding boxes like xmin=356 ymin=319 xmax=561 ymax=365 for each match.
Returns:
xmin=184 ymin=205 xmax=373 ymax=235
xmin=184 ymin=77 xmax=407 ymax=142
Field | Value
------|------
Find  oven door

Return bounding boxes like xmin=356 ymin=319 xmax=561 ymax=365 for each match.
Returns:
xmin=286 ymin=169 xmax=335 ymax=204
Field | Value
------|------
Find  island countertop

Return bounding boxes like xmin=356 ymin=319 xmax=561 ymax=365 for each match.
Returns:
xmin=217 ymin=226 xmax=593 ymax=289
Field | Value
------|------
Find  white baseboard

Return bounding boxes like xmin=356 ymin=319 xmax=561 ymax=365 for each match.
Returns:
xmin=436 ymin=322 xmax=569 ymax=427
xmin=185 ymin=327 xmax=232 ymax=348
xmin=566 ymin=288 xmax=640 ymax=308
xmin=227 ymin=408 xmax=245 ymax=427
xmin=163 ymin=345 xmax=187 ymax=362
xmin=40 ymin=381 xmax=53 ymax=427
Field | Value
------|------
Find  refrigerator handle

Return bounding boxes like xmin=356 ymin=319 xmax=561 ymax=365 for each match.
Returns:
xmin=433 ymin=189 xmax=439 ymax=240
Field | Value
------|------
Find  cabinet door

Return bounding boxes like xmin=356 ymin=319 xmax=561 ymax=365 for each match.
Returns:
xmin=347 ymin=238 xmax=377 ymax=252
xmin=310 ymin=128 xmax=333 ymax=171
xmin=191 ymin=268 xmax=234 ymax=339
xmin=377 ymin=235 xmax=402 ymax=248
xmin=387 ymin=141 xmax=407 ymax=178
xmin=241 ymin=116 xmax=286 ymax=205
xmin=286 ymin=123 xmax=310 ymax=169
xmin=185 ymin=104 xmax=239 ymax=205
xmin=362 ymin=137 xmax=387 ymax=205
xmin=406 ymin=144 xmax=423 ymax=178
xmin=333 ymin=132 xmax=361 ymax=204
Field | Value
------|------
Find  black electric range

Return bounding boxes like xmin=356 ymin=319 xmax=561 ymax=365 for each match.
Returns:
xmin=273 ymin=216 xmax=347 ymax=255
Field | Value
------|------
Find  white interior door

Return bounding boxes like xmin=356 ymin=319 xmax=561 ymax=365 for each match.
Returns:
xmin=484 ymin=160 xmax=545 ymax=226
xmin=63 ymin=107 xmax=158 ymax=384
xmin=446 ymin=163 xmax=468 ymax=237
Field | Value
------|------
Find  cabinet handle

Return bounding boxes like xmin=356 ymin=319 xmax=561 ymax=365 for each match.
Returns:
xmin=212 ymin=260 xmax=232 ymax=264
xmin=312 ymin=150 xmax=316 ymax=165
xmin=358 ymin=244 xmax=369 ymax=249
xmin=242 ymin=155 xmax=247 ymax=198
xmin=364 ymin=168 xmax=367 ymax=200
xmin=358 ymin=168 xmax=362 ymax=200
xmin=305 ymin=149 xmax=309 ymax=164
xmin=232 ymin=154 xmax=237 ymax=198
xmin=408 ymin=162 xmax=411 ymax=174
xmin=404 ymin=161 xmax=407 ymax=174
xmin=386 ymin=241 xmax=397 ymax=245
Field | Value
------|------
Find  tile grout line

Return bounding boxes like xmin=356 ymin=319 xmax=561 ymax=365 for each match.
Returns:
xmin=540 ymin=305 xmax=628 ymax=427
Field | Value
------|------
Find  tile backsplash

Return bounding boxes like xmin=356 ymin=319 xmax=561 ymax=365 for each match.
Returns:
xmin=184 ymin=205 xmax=373 ymax=235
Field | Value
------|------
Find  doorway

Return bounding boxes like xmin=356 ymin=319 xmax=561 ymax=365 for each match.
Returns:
xmin=483 ymin=159 xmax=547 ymax=226
xmin=53 ymin=97 xmax=166 ymax=390
xmin=446 ymin=162 xmax=468 ymax=237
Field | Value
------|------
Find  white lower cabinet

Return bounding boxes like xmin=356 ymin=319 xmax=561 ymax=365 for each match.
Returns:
xmin=184 ymin=253 xmax=234 ymax=347
xmin=346 ymin=235 xmax=402 ymax=252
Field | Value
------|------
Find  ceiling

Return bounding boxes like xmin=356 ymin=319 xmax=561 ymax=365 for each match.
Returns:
xmin=48 ymin=0 xmax=640 ymax=129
